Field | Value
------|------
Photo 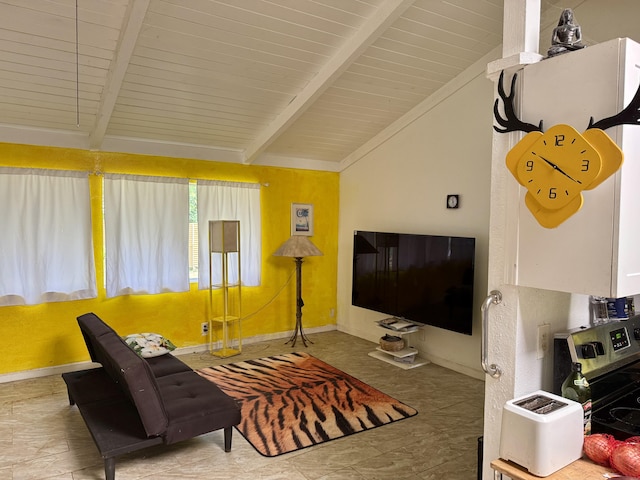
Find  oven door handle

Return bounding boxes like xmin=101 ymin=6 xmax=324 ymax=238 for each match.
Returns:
xmin=481 ymin=290 xmax=503 ymax=379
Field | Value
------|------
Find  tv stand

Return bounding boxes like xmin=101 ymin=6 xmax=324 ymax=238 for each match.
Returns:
xmin=368 ymin=319 xmax=429 ymax=370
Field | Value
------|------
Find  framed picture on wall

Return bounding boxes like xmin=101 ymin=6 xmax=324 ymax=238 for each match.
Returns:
xmin=291 ymin=203 xmax=313 ymax=236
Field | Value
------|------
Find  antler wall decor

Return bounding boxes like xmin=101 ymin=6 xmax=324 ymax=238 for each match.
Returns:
xmin=493 ymin=72 xmax=543 ymax=134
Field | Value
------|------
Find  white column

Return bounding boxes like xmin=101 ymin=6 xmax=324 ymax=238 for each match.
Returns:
xmin=483 ymin=1 xmax=542 ymax=479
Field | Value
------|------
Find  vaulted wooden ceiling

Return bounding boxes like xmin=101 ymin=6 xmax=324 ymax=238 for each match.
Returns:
xmin=1 ymin=0 xmax=638 ymax=171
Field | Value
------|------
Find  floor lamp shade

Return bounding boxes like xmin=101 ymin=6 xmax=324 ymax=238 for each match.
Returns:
xmin=209 ymin=220 xmax=240 ymax=253
xmin=272 ymin=235 xmax=323 ymax=258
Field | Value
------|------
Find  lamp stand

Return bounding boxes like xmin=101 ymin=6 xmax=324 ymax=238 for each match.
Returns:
xmin=286 ymin=257 xmax=312 ymax=347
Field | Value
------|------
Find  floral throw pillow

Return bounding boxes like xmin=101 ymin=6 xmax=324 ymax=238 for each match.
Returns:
xmin=123 ymin=333 xmax=176 ymax=358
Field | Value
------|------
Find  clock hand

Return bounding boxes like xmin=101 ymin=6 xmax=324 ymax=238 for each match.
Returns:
xmin=535 ymin=153 xmax=582 ymax=184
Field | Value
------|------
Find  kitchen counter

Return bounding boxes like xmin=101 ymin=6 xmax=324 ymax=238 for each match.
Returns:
xmin=491 ymin=458 xmax=615 ymax=479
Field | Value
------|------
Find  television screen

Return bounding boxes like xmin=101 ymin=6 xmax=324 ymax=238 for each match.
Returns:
xmin=352 ymin=231 xmax=475 ymax=335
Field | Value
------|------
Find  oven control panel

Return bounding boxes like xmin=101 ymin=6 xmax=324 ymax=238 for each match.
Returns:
xmin=553 ymin=315 xmax=640 ymax=394
xmin=610 ymin=326 xmax=631 ymax=351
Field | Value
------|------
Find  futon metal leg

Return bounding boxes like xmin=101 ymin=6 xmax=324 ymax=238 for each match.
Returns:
xmin=105 ymin=457 xmax=115 ymax=480
xmin=224 ymin=427 xmax=233 ymax=452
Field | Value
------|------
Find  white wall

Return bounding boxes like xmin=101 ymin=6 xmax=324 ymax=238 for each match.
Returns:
xmin=337 ymin=59 xmax=493 ymax=378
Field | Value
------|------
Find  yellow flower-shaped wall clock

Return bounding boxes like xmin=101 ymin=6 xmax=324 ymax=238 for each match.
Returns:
xmin=493 ymin=71 xmax=640 ymax=228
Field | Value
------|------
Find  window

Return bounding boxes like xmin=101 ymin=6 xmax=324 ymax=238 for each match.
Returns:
xmin=103 ymin=174 xmax=190 ymax=297
xmin=197 ymin=181 xmax=261 ymax=289
xmin=0 ymin=168 xmax=96 ymax=305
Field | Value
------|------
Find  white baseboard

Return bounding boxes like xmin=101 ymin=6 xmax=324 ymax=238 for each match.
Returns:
xmin=0 ymin=325 xmax=338 ymax=384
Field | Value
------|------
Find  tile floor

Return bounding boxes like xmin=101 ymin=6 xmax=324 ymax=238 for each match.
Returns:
xmin=0 ymin=330 xmax=484 ymax=480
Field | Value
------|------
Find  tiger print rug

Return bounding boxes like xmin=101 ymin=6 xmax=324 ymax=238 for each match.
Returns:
xmin=197 ymin=351 xmax=418 ymax=457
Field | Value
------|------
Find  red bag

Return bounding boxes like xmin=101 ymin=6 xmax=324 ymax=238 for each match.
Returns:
xmin=610 ymin=442 xmax=640 ymax=478
xmin=583 ymin=434 xmax=619 ymax=466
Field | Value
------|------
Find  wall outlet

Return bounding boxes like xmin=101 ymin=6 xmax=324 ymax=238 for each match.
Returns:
xmin=537 ymin=324 xmax=550 ymax=359
xmin=201 ymin=322 xmax=209 ymax=336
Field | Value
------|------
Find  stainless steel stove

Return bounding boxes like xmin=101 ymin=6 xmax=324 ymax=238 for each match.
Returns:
xmin=554 ymin=315 xmax=640 ymax=439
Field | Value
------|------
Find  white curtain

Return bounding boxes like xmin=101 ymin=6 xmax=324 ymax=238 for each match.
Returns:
xmin=0 ymin=168 xmax=96 ymax=306
xmin=104 ymin=174 xmax=189 ymax=297
xmin=197 ymin=181 xmax=261 ymax=289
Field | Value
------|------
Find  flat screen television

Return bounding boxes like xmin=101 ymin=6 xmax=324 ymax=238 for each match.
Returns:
xmin=352 ymin=230 xmax=476 ymax=335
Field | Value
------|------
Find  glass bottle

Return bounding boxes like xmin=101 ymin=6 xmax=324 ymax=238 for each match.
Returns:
xmin=561 ymin=362 xmax=592 ymax=435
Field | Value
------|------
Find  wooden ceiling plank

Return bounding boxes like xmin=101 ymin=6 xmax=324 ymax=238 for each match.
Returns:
xmin=347 ymin=62 xmax=447 ymax=91
xmin=372 ymin=36 xmax=470 ymax=71
xmin=159 ymin=0 xmax=346 ymax=48
xmin=277 ymin=118 xmax=380 ymax=135
xmin=0 ymin=69 xmax=103 ymax=94
xmin=406 ymin=4 xmax=502 ymax=45
xmin=337 ymin=71 xmax=433 ymax=96
xmin=138 ymin=26 xmax=322 ymax=73
xmin=0 ymin=3 xmax=122 ymax=49
xmin=111 ymin=102 xmax=271 ymax=128
xmin=0 ymin=78 xmax=101 ymax=103
xmin=197 ymin=0 xmax=362 ymax=35
xmin=244 ymin=0 xmax=416 ymax=163
xmin=0 ymin=59 xmax=104 ymax=88
xmin=0 ymin=39 xmax=111 ymax=71
xmin=354 ymin=52 xmax=460 ymax=83
xmin=380 ymin=31 xmax=476 ymax=68
xmin=132 ymin=41 xmax=313 ymax=90
xmin=118 ymin=83 xmax=282 ymax=114
xmin=143 ymin=11 xmax=329 ymax=65
xmin=89 ymin=0 xmax=150 ymax=149
xmin=121 ymin=73 xmax=290 ymax=108
xmin=319 ymin=92 xmax=408 ymax=113
xmin=331 ymin=77 xmax=425 ymax=102
xmin=105 ymin=126 xmax=248 ymax=148
xmin=391 ymin=17 xmax=492 ymax=55
xmin=310 ymin=101 xmax=405 ymax=118
xmin=411 ymin=0 xmax=503 ymax=33
xmin=114 ymin=88 xmax=273 ymax=123
xmin=106 ymin=123 xmax=254 ymax=142
xmin=107 ymin=119 xmax=254 ymax=141
xmin=1 ymin=0 xmax=128 ymax=29
xmin=129 ymin=52 xmax=307 ymax=95
xmin=324 ymin=85 xmax=415 ymax=108
xmin=365 ymin=46 xmax=469 ymax=73
xmin=0 ymin=29 xmax=115 ymax=61
xmin=133 ymin=34 xmax=316 ymax=82
xmin=149 ymin=2 xmax=339 ymax=56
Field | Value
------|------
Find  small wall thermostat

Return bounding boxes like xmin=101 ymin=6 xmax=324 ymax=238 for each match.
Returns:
xmin=446 ymin=194 xmax=459 ymax=209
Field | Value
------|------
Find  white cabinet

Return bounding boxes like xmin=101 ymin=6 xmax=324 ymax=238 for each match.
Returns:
xmin=514 ymin=38 xmax=640 ymax=298
xmin=367 ymin=319 xmax=429 ymax=370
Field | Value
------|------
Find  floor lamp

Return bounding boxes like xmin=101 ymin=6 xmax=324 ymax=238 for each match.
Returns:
xmin=273 ymin=236 xmax=323 ymax=347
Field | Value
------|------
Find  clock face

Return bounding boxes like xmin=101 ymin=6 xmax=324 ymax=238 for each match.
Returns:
xmin=515 ymin=124 xmax=602 ymax=210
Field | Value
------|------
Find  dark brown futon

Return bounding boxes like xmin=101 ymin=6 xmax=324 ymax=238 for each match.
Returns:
xmin=62 ymin=313 xmax=241 ymax=480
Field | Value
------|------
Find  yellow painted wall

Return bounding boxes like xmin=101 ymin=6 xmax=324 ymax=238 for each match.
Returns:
xmin=0 ymin=143 xmax=339 ymax=375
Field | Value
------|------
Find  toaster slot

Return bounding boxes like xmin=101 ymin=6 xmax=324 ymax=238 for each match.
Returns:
xmin=515 ymin=394 xmax=568 ymax=415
